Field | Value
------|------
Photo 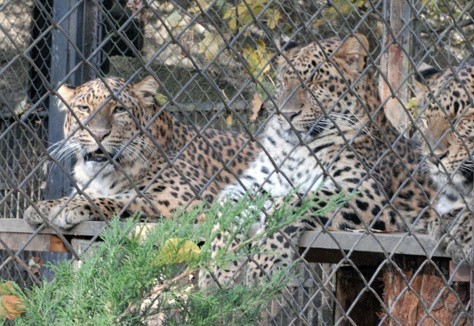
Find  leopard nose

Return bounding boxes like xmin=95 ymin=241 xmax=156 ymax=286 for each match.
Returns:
xmin=429 ymin=151 xmax=448 ymax=165
xmin=90 ymin=129 xmax=111 ymax=141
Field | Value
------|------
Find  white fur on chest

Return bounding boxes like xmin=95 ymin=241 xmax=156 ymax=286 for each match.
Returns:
xmin=264 ymin=143 xmax=326 ymax=196
xmin=73 ymin=164 xmax=125 ymax=197
xmin=435 ymin=192 xmax=473 ymax=215
xmin=248 ymin=120 xmax=333 ymax=197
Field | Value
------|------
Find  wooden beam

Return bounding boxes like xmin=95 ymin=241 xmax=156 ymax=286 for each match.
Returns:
xmin=0 ymin=233 xmax=51 ymax=251
xmin=0 ymin=218 xmax=108 ymax=236
xmin=298 ymin=230 xmax=450 ymax=261
xmin=0 ymin=219 xmax=468 ymax=283
xmin=0 ymin=218 xmax=448 ymax=258
xmin=379 ymin=0 xmax=413 ymax=133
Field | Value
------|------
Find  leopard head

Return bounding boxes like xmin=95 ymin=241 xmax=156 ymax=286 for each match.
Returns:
xmin=56 ymin=76 xmax=160 ymax=176
xmin=275 ymin=34 xmax=372 ymax=138
xmin=417 ymin=62 xmax=474 ymax=197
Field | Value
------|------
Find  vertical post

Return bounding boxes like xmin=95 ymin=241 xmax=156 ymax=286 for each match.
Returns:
xmin=379 ymin=0 xmax=412 ymax=134
xmin=382 ymin=258 xmax=470 ymax=323
xmin=46 ymin=0 xmax=103 ymax=200
xmin=46 ymin=0 xmax=71 ymax=200
xmin=334 ymin=266 xmax=381 ymax=324
xmin=471 ymin=215 xmax=474 ymax=318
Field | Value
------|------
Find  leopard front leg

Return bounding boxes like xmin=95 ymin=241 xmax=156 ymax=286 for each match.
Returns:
xmin=245 ymin=220 xmax=308 ymax=287
xmin=198 ymin=223 xmax=247 ymax=291
xmin=25 ymin=196 xmax=139 ymax=229
xmin=199 ymin=199 xmax=272 ymax=291
xmin=244 ymin=195 xmax=318 ymax=287
xmin=24 ymin=198 xmax=69 ymax=226
xmin=244 ymin=184 xmax=407 ymax=286
xmin=429 ymin=209 xmax=472 ymax=263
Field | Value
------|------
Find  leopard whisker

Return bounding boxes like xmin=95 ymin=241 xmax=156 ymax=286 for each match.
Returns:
xmin=329 ymin=112 xmax=371 ymax=136
xmin=120 ymin=142 xmax=153 ymax=166
xmin=49 ymin=141 xmax=81 ymax=163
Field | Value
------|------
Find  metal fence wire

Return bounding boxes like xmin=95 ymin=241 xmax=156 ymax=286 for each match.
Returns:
xmin=0 ymin=0 xmax=473 ymax=324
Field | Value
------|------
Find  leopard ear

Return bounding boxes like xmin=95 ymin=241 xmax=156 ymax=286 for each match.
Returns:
xmin=134 ymin=76 xmax=160 ymax=107
xmin=334 ymin=34 xmax=369 ymax=74
xmin=57 ymin=84 xmax=77 ymax=106
xmin=413 ymin=65 xmax=442 ymax=94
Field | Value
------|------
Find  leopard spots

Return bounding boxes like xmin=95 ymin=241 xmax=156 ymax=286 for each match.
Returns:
xmin=25 ymin=76 xmax=257 ymax=229
xmin=416 ymin=62 xmax=474 ymax=261
xmin=200 ymin=34 xmax=439 ymax=290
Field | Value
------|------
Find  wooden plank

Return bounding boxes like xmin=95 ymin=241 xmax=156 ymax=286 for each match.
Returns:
xmin=299 ymin=231 xmax=450 ymax=259
xmin=0 ymin=218 xmax=468 ymax=282
xmin=0 ymin=233 xmax=51 ymax=251
xmin=0 ymin=218 xmax=107 ymax=236
xmin=0 ymin=219 xmax=450 ymax=258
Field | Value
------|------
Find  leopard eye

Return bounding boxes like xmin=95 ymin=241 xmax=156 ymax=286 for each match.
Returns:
xmin=77 ymin=105 xmax=90 ymax=113
xmin=113 ymin=106 xmax=127 ymax=114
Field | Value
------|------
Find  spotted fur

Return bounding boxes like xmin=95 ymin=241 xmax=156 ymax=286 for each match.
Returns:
xmin=199 ymin=35 xmax=440 ymax=290
xmin=25 ymin=77 xmax=257 ymax=228
xmin=416 ymin=62 xmax=474 ymax=261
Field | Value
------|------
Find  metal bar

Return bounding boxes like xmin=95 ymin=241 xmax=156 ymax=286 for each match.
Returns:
xmin=46 ymin=0 xmax=103 ymax=200
xmin=46 ymin=0 xmax=73 ymax=200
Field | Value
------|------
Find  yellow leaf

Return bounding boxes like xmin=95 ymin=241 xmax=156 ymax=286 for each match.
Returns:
xmin=223 ymin=1 xmax=267 ymax=31
xmin=266 ymin=9 xmax=282 ymax=30
xmin=226 ymin=113 xmax=233 ymax=126
xmin=243 ymin=41 xmax=272 ymax=81
xmin=406 ymin=97 xmax=419 ymax=117
xmin=0 ymin=285 xmax=24 ymax=320
xmin=223 ymin=8 xmax=237 ymax=31
xmin=236 ymin=3 xmax=250 ymax=17
xmin=157 ymin=238 xmax=200 ymax=264
xmin=250 ymin=93 xmax=264 ymax=122
xmin=190 ymin=0 xmax=212 ymax=13
xmin=155 ymin=93 xmax=168 ymax=106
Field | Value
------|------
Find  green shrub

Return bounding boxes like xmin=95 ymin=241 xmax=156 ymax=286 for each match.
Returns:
xmin=11 ymin=192 xmax=346 ymax=325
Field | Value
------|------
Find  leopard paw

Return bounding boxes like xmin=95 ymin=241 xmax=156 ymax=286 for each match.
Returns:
xmin=24 ymin=200 xmax=92 ymax=229
xmin=23 ymin=206 xmax=47 ymax=226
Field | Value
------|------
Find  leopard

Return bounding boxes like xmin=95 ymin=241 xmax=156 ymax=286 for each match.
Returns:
xmin=415 ymin=62 xmax=474 ymax=262
xmin=199 ymin=34 xmax=444 ymax=291
xmin=25 ymin=76 xmax=257 ymax=229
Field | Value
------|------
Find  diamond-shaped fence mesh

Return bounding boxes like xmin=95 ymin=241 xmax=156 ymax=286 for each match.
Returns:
xmin=0 ymin=0 xmax=472 ymax=324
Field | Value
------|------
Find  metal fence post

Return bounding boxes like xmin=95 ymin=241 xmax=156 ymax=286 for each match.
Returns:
xmin=46 ymin=0 xmax=104 ymax=200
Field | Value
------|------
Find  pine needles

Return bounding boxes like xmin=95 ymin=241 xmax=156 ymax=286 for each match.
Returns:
xmin=11 ymin=191 xmax=347 ymax=325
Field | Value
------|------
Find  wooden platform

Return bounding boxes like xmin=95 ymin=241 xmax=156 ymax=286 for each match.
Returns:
xmin=0 ymin=218 xmax=471 ymax=323
xmin=0 ymin=218 xmax=470 ymax=280
xmin=0 ymin=218 xmax=449 ymax=258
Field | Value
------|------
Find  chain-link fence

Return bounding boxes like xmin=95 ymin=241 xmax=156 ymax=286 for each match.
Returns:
xmin=0 ymin=0 xmax=473 ymax=324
